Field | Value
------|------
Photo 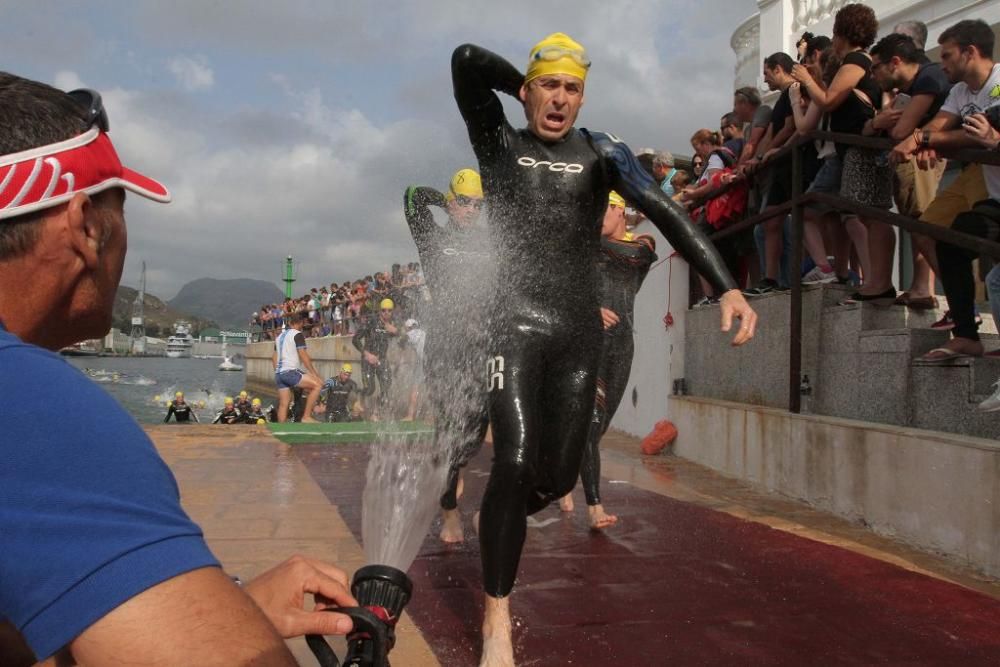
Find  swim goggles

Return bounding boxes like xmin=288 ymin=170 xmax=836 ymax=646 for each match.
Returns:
xmin=531 ymin=45 xmax=591 ymax=70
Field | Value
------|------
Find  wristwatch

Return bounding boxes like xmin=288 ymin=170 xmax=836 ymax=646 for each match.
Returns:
xmin=919 ymin=129 xmax=932 ymax=149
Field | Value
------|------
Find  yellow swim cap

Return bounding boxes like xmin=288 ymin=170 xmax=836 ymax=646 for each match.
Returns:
xmin=175 ymin=391 xmax=183 ymax=398
xmin=257 ymin=418 xmax=266 ymax=425
xmin=342 ymin=362 xmax=354 ymax=373
xmin=525 ymin=33 xmax=590 ymax=85
xmin=252 ymin=397 xmax=262 ymax=406
xmin=608 ymin=191 xmax=626 ymax=209
xmin=380 ymin=298 xmax=394 ymax=310
xmin=445 ymin=168 xmax=483 ymax=202
xmin=239 ymin=390 xmax=248 ymax=398
xmin=224 ymin=396 xmax=234 ymax=404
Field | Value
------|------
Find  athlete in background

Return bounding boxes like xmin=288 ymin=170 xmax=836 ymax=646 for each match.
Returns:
xmin=403 ymin=169 xmax=491 ymax=543
xmin=559 ymin=191 xmax=656 ymax=529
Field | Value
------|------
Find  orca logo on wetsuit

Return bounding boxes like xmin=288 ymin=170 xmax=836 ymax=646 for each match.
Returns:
xmin=516 ymin=157 xmax=584 ymax=174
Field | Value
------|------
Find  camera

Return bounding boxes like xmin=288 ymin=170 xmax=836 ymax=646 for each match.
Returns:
xmin=985 ymin=105 xmax=1000 ymax=131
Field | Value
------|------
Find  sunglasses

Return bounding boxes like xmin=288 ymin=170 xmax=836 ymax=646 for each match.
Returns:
xmin=532 ymin=45 xmax=592 ymax=69
xmin=454 ymin=195 xmax=483 ymax=208
xmin=67 ymin=88 xmax=110 ymax=133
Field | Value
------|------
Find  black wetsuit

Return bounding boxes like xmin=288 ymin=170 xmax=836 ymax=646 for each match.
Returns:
xmin=213 ymin=407 xmax=241 ymax=425
xmin=403 ymin=186 xmax=491 ymax=510
xmin=580 ymin=235 xmax=657 ymax=506
xmin=452 ymin=44 xmax=736 ymax=597
xmin=163 ymin=400 xmax=197 ymax=423
xmin=322 ymin=376 xmax=359 ymax=422
xmin=235 ymin=398 xmax=252 ymax=415
xmin=352 ymin=316 xmax=398 ymax=409
xmin=245 ymin=406 xmax=268 ymax=423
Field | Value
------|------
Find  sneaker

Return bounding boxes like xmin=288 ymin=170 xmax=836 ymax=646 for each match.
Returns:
xmin=801 ymin=265 xmax=837 ymax=285
xmin=931 ymin=309 xmax=983 ymax=331
xmin=743 ymin=279 xmax=779 ymax=297
xmin=978 ymin=379 xmax=1000 ymax=412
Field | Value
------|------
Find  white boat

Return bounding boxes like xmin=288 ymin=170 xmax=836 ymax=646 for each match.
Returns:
xmin=165 ymin=322 xmax=195 ymax=359
xmin=218 ymin=343 xmax=244 ymax=372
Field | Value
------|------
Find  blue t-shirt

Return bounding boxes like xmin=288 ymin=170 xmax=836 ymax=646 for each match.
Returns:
xmin=0 ymin=324 xmax=218 ymax=659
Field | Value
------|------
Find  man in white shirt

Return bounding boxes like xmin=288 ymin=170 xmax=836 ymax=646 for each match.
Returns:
xmin=273 ymin=310 xmax=323 ymax=421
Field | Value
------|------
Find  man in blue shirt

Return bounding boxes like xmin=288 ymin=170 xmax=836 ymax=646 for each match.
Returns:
xmin=0 ymin=72 xmax=356 ymax=665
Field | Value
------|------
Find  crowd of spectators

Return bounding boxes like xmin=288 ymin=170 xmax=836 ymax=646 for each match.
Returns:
xmin=250 ymin=262 xmax=427 ymax=341
xmin=670 ymin=6 xmax=1000 ymax=390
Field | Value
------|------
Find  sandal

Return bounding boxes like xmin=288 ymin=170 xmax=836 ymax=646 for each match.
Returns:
xmin=906 ymin=295 xmax=940 ymax=310
xmin=893 ymin=291 xmax=910 ymax=306
xmin=918 ymin=347 xmax=974 ymax=363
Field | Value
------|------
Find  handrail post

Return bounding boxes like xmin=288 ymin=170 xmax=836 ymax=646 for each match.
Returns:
xmin=789 ymin=144 xmax=804 ymax=414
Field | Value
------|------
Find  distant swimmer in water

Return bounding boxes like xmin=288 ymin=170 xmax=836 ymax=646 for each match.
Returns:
xmin=245 ymin=397 xmax=268 ymax=424
xmin=235 ymin=390 xmax=252 ymax=414
xmin=164 ymin=391 xmax=199 ymax=423
xmin=213 ymin=397 xmax=242 ymax=425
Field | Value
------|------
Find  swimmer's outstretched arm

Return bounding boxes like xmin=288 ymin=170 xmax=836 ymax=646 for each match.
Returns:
xmin=403 ymin=186 xmax=446 ymax=249
xmin=452 ymin=44 xmax=523 ymax=154
xmin=590 ymin=131 xmax=737 ymax=296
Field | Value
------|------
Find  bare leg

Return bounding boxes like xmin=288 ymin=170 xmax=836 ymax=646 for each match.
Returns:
xmin=843 ymin=215 xmax=872 ymax=283
xmin=440 ymin=508 xmax=464 ymax=543
xmin=457 ymin=472 xmax=465 ymax=500
xmin=857 ymin=217 xmax=896 ymax=294
xmin=559 ymin=491 xmax=574 ymax=512
xmin=907 ymin=234 xmax=936 ymax=298
xmin=402 ymin=387 xmax=418 ymax=421
xmin=824 ymin=212 xmax=850 ymax=277
xmin=480 ymin=595 xmax=514 ymax=667
xmin=588 ymin=504 xmax=618 ymax=530
xmin=803 ymin=217 xmax=831 ymax=268
xmin=763 ymin=215 xmax=783 ymax=280
xmin=299 ymin=376 xmax=323 ymax=423
xmin=276 ymin=388 xmax=291 ymax=423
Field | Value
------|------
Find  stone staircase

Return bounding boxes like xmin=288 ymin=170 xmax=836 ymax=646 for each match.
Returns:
xmin=684 ymin=284 xmax=1000 ymax=440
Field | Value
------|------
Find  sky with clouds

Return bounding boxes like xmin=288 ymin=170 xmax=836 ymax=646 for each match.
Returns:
xmin=2 ymin=0 xmax=758 ymax=298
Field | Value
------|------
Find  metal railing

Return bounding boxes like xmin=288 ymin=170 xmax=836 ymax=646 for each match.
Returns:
xmin=700 ymin=129 xmax=1000 ymax=413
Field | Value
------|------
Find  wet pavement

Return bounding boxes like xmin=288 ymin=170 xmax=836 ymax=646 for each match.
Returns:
xmin=150 ymin=425 xmax=1000 ymax=666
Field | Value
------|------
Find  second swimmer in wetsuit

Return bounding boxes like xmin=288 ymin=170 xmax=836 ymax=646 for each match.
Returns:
xmin=163 ymin=391 xmax=199 ymax=423
xmin=452 ymin=33 xmax=757 ymax=666
xmin=322 ymin=363 xmax=360 ymax=423
xmin=403 ymin=169 xmax=491 ymax=543
xmin=351 ymin=299 xmax=399 ymax=418
xmin=559 ymin=191 xmax=656 ymax=529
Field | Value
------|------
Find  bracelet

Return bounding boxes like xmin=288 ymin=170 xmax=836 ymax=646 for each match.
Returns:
xmin=920 ymin=129 xmax=931 ymax=149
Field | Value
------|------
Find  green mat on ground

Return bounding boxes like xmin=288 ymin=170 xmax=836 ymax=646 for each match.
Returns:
xmin=267 ymin=421 xmax=435 ymax=444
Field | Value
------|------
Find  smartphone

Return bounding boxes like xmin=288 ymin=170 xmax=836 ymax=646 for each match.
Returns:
xmin=892 ymin=93 xmax=912 ymax=110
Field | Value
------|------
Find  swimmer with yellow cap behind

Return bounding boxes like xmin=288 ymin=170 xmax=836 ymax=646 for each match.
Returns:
xmin=213 ymin=396 xmax=242 ymax=424
xmin=320 ymin=361 xmax=360 ymax=423
xmin=163 ymin=390 xmax=199 ymax=423
xmin=351 ymin=291 xmax=400 ymax=418
xmin=402 ymin=165 xmax=492 ymax=545
xmin=452 ymin=33 xmax=757 ymax=666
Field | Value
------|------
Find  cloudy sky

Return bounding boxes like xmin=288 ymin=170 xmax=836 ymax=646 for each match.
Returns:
xmin=3 ymin=0 xmax=757 ymax=298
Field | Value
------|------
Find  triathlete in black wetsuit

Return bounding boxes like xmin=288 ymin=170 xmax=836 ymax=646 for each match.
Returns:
xmin=163 ymin=393 xmax=198 ymax=423
xmin=403 ymin=171 xmax=491 ymax=543
xmin=322 ymin=364 xmax=360 ymax=422
xmin=452 ymin=33 xmax=757 ymax=665
xmin=351 ymin=300 xmax=399 ymax=415
xmin=560 ymin=192 xmax=657 ymax=528
xmin=213 ymin=399 xmax=242 ymax=425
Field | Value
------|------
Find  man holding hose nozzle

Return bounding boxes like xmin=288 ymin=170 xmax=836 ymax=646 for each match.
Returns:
xmin=452 ymin=33 xmax=757 ymax=666
xmin=0 ymin=72 xmax=359 ymax=666
xmin=402 ymin=168 xmax=491 ymax=544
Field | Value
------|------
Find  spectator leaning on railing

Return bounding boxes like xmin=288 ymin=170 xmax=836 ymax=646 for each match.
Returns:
xmin=889 ymin=19 xmax=1000 ymax=362
xmin=868 ymin=32 xmax=953 ymax=310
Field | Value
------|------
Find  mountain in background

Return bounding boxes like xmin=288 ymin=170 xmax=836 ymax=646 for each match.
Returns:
xmin=112 ymin=286 xmax=217 ymax=338
xmin=168 ymin=278 xmax=284 ymax=330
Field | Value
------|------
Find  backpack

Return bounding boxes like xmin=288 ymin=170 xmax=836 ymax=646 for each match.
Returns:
xmin=701 ymin=147 xmax=748 ymax=230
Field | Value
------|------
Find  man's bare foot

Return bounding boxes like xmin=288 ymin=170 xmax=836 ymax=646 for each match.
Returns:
xmin=456 ymin=473 xmax=465 ymax=501
xmin=440 ymin=508 xmax=464 ymax=543
xmin=300 ymin=416 xmax=320 ymax=424
xmin=588 ymin=504 xmax=618 ymax=530
xmin=559 ymin=493 xmax=574 ymax=512
xmin=480 ymin=595 xmax=514 ymax=667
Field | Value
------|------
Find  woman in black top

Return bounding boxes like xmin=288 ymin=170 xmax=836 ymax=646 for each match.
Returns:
xmin=793 ymin=4 xmax=893 ymax=301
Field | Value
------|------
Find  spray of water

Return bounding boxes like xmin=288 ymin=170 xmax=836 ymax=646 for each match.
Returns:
xmin=359 ymin=201 xmax=495 ymax=572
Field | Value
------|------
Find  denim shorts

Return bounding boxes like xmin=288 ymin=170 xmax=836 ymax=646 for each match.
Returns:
xmin=275 ymin=369 xmax=304 ymax=389
xmin=806 ymin=154 xmax=842 ymax=195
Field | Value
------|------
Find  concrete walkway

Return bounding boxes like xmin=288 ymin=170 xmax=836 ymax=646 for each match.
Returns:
xmin=150 ymin=425 xmax=1000 ymax=666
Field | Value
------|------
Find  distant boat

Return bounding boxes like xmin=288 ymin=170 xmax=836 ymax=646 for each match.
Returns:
xmin=218 ymin=343 xmax=243 ymax=372
xmin=166 ymin=321 xmax=194 ymax=359
xmin=61 ymin=342 xmax=101 ymax=356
